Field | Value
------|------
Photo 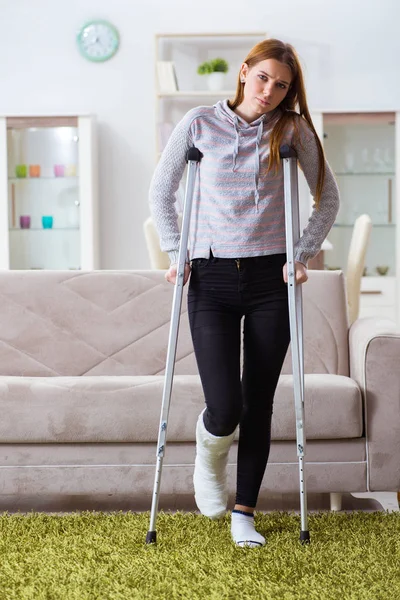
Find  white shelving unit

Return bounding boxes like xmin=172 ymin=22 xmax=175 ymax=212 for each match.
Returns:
xmin=0 ymin=115 xmax=99 ymax=270
xmin=313 ymin=110 xmax=399 ymax=322
xmin=154 ymin=32 xmax=267 ymax=159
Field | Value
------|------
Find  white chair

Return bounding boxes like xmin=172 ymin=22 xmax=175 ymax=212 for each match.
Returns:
xmin=143 ymin=215 xmax=183 ymax=269
xmin=143 ymin=217 xmax=169 ymax=270
xmin=345 ymin=214 xmax=373 ymax=326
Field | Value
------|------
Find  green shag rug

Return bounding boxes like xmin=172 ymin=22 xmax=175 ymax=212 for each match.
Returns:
xmin=0 ymin=510 xmax=399 ymax=599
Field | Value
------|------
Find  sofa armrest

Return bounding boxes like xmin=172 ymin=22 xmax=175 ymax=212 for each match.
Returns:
xmin=349 ymin=317 xmax=400 ymax=491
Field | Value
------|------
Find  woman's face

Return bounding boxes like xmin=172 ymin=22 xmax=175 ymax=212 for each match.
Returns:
xmin=240 ymin=58 xmax=292 ymax=116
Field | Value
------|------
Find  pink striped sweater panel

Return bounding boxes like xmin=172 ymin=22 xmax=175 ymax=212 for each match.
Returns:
xmin=149 ymin=100 xmax=340 ymax=266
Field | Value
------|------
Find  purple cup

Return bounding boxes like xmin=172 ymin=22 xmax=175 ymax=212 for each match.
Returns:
xmin=20 ymin=215 xmax=31 ymax=229
xmin=54 ymin=164 xmax=65 ymax=177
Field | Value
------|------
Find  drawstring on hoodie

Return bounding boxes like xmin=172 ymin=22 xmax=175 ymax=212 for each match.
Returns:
xmin=229 ymin=111 xmax=265 ymax=211
xmin=232 ymin=117 xmax=240 ymax=172
xmin=254 ymin=121 xmax=264 ymax=211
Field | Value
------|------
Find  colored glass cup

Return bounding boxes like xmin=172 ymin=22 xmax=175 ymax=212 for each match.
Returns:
xmin=29 ymin=165 xmax=41 ymax=177
xmin=42 ymin=216 xmax=53 ymax=229
xmin=65 ymin=164 xmax=77 ymax=177
xmin=54 ymin=164 xmax=65 ymax=177
xmin=19 ymin=215 xmax=31 ymax=229
xmin=15 ymin=164 xmax=27 ymax=178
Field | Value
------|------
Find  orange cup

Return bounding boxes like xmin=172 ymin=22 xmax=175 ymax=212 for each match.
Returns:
xmin=29 ymin=165 xmax=41 ymax=177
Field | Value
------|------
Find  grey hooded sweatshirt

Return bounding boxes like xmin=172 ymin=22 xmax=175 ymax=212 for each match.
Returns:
xmin=149 ymin=99 xmax=339 ymax=265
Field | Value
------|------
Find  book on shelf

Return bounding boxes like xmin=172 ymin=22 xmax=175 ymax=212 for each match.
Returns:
xmin=156 ymin=61 xmax=178 ymax=93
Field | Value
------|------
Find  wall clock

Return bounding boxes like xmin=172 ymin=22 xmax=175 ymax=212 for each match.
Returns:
xmin=77 ymin=20 xmax=120 ymax=62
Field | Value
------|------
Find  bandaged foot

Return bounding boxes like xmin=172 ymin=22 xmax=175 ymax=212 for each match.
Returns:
xmin=231 ymin=510 xmax=266 ymax=547
xmin=193 ymin=409 xmax=236 ymax=519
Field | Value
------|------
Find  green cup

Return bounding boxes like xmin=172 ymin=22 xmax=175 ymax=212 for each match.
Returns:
xmin=15 ymin=164 xmax=27 ymax=178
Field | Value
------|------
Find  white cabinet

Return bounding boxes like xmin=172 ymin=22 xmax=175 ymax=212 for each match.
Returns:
xmin=0 ymin=115 xmax=99 ymax=270
xmin=359 ymin=276 xmax=396 ymax=321
xmin=313 ymin=111 xmax=399 ymax=322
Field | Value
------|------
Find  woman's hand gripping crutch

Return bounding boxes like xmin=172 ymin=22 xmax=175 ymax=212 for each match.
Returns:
xmin=280 ymin=144 xmax=310 ymax=544
xmin=146 ymin=147 xmax=202 ymax=545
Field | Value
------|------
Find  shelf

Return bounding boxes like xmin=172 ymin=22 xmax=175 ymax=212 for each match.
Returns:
xmin=27 ymin=267 xmax=81 ymax=270
xmin=323 ymin=112 xmax=395 ymax=125
xmin=158 ymin=91 xmax=235 ymax=98
xmin=333 ymin=223 xmax=395 ymax=228
xmin=9 ymin=227 xmax=79 ymax=231
xmin=9 ymin=177 xmax=78 ymax=181
xmin=156 ymin=32 xmax=266 ymax=50
xmin=156 ymin=32 xmax=266 ymax=39
xmin=335 ymin=172 xmax=395 ymax=176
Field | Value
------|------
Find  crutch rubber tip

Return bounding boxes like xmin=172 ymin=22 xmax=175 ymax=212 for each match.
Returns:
xmin=300 ymin=530 xmax=310 ymax=544
xmin=146 ymin=531 xmax=157 ymax=544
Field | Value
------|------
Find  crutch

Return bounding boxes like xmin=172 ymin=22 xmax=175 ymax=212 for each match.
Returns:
xmin=280 ymin=144 xmax=310 ymax=544
xmin=146 ymin=146 xmax=202 ymax=544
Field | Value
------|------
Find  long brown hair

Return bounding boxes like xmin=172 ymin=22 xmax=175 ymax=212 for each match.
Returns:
xmin=229 ymin=39 xmax=325 ymax=208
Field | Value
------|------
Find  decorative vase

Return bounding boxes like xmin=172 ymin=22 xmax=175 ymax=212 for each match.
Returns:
xmin=207 ymin=72 xmax=225 ymax=91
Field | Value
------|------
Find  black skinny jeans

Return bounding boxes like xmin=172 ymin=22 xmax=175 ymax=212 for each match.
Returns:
xmin=188 ymin=252 xmax=290 ymax=508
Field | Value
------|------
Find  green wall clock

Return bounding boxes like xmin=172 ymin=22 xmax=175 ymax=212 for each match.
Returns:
xmin=77 ymin=20 xmax=120 ymax=62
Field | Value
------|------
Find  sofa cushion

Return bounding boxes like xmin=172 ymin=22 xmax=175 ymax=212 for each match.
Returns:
xmin=272 ymin=374 xmax=362 ymax=439
xmin=0 ymin=374 xmax=362 ymax=443
xmin=0 ymin=269 xmax=348 ymax=378
xmin=281 ymin=270 xmax=349 ymax=376
xmin=0 ymin=271 xmax=197 ymax=377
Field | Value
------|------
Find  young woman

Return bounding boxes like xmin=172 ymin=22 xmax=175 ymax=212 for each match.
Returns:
xmin=149 ymin=38 xmax=339 ymax=547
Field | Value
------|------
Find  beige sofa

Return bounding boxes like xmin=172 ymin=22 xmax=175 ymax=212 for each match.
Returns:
xmin=0 ymin=269 xmax=399 ymax=513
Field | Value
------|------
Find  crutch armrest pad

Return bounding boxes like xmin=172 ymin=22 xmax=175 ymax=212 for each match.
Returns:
xmin=186 ymin=147 xmax=203 ymax=163
xmin=279 ymin=144 xmax=298 ymax=159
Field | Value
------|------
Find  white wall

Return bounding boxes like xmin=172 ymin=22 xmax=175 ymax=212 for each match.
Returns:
xmin=0 ymin=0 xmax=399 ymax=268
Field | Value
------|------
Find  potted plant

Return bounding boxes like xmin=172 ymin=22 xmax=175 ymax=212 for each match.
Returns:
xmin=197 ymin=58 xmax=228 ymax=91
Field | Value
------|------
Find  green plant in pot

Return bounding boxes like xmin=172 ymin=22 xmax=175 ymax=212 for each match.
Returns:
xmin=197 ymin=58 xmax=228 ymax=91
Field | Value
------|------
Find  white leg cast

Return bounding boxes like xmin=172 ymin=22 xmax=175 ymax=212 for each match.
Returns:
xmin=351 ymin=491 xmax=400 ymax=512
xmin=330 ymin=492 xmax=342 ymax=512
xmin=193 ymin=409 xmax=236 ymax=519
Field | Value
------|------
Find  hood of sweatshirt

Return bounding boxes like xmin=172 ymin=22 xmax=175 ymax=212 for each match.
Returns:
xmin=214 ymin=99 xmax=281 ymax=209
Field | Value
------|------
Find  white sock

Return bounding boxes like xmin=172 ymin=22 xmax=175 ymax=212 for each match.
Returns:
xmin=231 ymin=510 xmax=266 ymax=548
xmin=193 ymin=410 xmax=236 ymax=519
